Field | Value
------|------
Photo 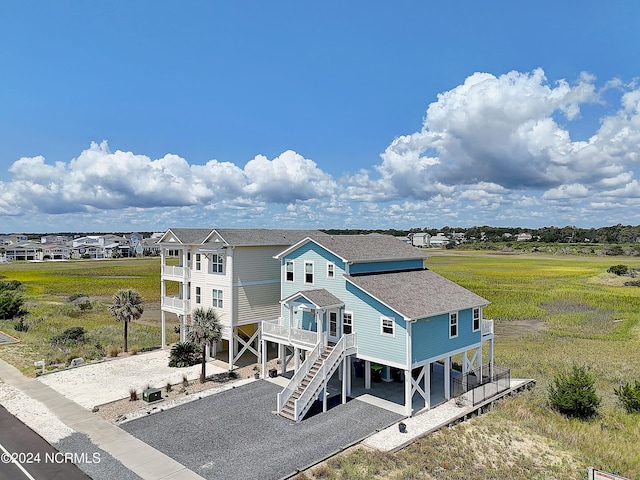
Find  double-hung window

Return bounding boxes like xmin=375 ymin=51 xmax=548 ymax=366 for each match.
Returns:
xmin=381 ymin=316 xmax=394 ymax=336
xmin=211 ymin=255 xmax=224 ymax=274
xmin=212 ymin=289 xmax=223 ymax=308
xmin=343 ymin=312 xmax=353 ymax=335
xmin=195 ymin=287 xmax=201 ymax=304
xmin=285 ymin=260 xmax=294 ymax=282
xmin=304 ymin=261 xmax=314 ymax=284
xmin=327 ymin=262 xmax=335 ymax=279
xmin=195 ymin=254 xmax=201 ymax=271
xmin=473 ymin=308 xmax=480 ymax=332
xmin=450 ymin=312 xmax=458 ymax=338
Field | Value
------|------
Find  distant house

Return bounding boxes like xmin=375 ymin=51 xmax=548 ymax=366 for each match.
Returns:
xmin=429 ymin=233 xmax=450 ymax=247
xmin=516 ymin=232 xmax=532 ymax=241
xmin=262 ymin=234 xmax=494 ymax=422
xmin=4 ymin=241 xmax=41 ymax=261
xmin=411 ymin=233 xmax=431 ymax=247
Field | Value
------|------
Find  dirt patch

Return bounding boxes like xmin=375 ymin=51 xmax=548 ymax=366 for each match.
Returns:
xmin=494 ymin=318 xmax=548 ymax=337
xmin=540 ymin=300 xmax=594 ymax=316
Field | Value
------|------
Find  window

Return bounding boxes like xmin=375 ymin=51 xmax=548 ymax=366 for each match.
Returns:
xmin=450 ymin=312 xmax=458 ymax=338
xmin=195 ymin=287 xmax=201 ymax=304
xmin=343 ymin=312 xmax=353 ymax=335
xmin=195 ymin=254 xmax=201 ymax=271
xmin=211 ymin=254 xmax=224 ymax=274
xmin=327 ymin=262 xmax=335 ymax=279
xmin=381 ymin=316 xmax=394 ymax=336
xmin=473 ymin=308 xmax=480 ymax=331
xmin=212 ymin=289 xmax=223 ymax=308
xmin=285 ymin=260 xmax=294 ymax=282
xmin=304 ymin=261 xmax=314 ymax=284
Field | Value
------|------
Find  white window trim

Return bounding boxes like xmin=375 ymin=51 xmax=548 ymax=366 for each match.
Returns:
xmin=285 ymin=259 xmax=295 ymax=282
xmin=472 ymin=308 xmax=480 ymax=332
xmin=449 ymin=312 xmax=458 ymax=338
xmin=210 ymin=255 xmax=224 ymax=274
xmin=195 ymin=286 xmax=201 ymax=304
xmin=327 ymin=262 xmax=335 ymax=279
xmin=195 ymin=253 xmax=201 ymax=271
xmin=304 ymin=260 xmax=314 ymax=285
xmin=381 ymin=316 xmax=395 ymax=337
xmin=212 ymin=289 xmax=223 ymax=308
xmin=343 ymin=311 xmax=353 ymax=335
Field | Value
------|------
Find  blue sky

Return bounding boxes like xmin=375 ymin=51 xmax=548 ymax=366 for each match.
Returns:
xmin=1 ymin=1 xmax=640 ymax=234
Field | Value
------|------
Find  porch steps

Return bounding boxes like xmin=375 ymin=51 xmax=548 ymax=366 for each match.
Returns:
xmin=279 ymin=347 xmax=334 ymax=421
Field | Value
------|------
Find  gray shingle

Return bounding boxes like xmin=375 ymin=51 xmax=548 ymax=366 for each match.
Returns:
xmin=290 ymin=289 xmax=344 ymax=308
xmin=309 ymin=234 xmax=428 ymax=263
xmin=345 ymin=269 xmax=489 ymax=319
xmin=214 ymin=229 xmax=326 ymax=247
xmin=161 ymin=228 xmax=213 ymax=245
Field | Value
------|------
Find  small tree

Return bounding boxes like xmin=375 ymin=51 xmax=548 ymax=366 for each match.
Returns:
xmin=187 ymin=307 xmax=222 ymax=383
xmin=548 ymin=364 xmax=600 ymax=419
xmin=614 ymin=381 xmax=640 ymax=413
xmin=168 ymin=342 xmax=199 ymax=367
xmin=0 ymin=291 xmax=27 ymax=320
xmin=108 ymin=288 xmax=144 ymax=353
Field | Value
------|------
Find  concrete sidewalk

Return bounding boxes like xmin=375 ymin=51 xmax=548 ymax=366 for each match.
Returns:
xmin=0 ymin=358 xmax=205 ymax=480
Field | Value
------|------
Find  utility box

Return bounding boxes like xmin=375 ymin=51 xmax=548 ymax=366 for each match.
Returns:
xmin=269 ymin=368 xmax=278 ymax=378
xmin=143 ymin=388 xmax=161 ymax=402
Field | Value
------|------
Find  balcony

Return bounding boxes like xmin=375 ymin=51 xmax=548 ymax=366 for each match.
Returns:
xmin=162 ymin=265 xmax=190 ymax=280
xmin=262 ymin=319 xmax=319 ymax=349
xmin=482 ymin=319 xmax=494 ymax=337
xmin=161 ymin=296 xmax=190 ymax=314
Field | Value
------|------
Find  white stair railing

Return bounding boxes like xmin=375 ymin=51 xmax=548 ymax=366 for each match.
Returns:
xmin=277 ymin=342 xmax=322 ymax=411
xmin=293 ymin=333 xmax=355 ymax=422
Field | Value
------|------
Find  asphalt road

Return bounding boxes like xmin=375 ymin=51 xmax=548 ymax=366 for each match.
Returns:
xmin=0 ymin=405 xmax=92 ymax=480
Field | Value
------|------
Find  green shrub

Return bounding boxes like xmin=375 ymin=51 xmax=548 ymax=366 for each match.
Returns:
xmin=168 ymin=342 xmax=199 ymax=368
xmin=607 ymin=264 xmax=629 ymax=276
xmin=13 ymin=317 xmax=29 ymax=332
xmin=548 ymin=364 xmax=601 ymax=419
xmin=0 ymin=290 xmax=27 ymax=320
xmin=614 ymin=381 xmax=640 ymax=413
xmin=50 ymin=327 xmax=87 ymax=346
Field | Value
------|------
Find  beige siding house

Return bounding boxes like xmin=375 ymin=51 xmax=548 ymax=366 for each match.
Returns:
xmin=158 ymin=228 xmax=325 ymax=367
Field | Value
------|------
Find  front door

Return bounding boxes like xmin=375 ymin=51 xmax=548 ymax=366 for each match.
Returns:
xmin=328 ymin=310 xmax=340 ymax=343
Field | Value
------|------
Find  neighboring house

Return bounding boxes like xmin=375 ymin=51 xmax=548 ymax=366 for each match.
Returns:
xmin=261 ymin=234 xmax=495 ymax=422
xmin=516 ymin=232 xmax=532 ymax=241
xmin=411 ymin=232 xmax=431 ymax=247
xmin=157 ymin=228 xmax=326 ymax=368
xmin=4 ymin=241 xmax=42 ymax=261
xmin=41 ymin=243 xmax=71 ymax=260
xmin=429 ymin=233 xmax=450 ymax=246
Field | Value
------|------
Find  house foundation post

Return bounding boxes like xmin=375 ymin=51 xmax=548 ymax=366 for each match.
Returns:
xmin=444 ymin=356 xmax=451 ymax=400
xmin=364 ymin=360 xmax=371 ymax=389
xmin=161 ymin=311 xmax=166 ymax=349
xmin=261 ymin=339 xmax=267 ymax=379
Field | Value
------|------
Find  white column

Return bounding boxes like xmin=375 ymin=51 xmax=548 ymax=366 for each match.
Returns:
xmin=261 ymin=339 xmax=267 ymax=379
xmin=279 ymin=343 xmax=286 ymax=375
xmin=346 ymin=355 xmax=352 ymax=397
xmin=425 ymin=363 xmax=431 ymax=410
xmin=228 ymin=327 xmax=235 ymax=370
xmin=294 ymin=347 xmax=300 ymax=372
xmin=161 ymin=311 xmax=166 ymax=349
xmin=404 ymin=369 xmax=412 ymax=416
xmin=444 ymin=356 xmax=451 ymax=400
xmin=179 ymin=315 xmax=185 ymax=342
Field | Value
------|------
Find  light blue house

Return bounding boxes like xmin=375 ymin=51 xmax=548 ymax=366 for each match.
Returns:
xmin=260 ymin=234 xmax=495 ymax=422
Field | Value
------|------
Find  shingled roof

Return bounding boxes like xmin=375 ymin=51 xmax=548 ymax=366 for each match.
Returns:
xmin=213 ymin=229 xmax=326 ymax=247
xmin=283 ymin=289 xmax=344 ymax=309
xmin=304 ymin=234 xmax=429 ymax=263
xmin=345 ymin=269 xmax=489 ymax=320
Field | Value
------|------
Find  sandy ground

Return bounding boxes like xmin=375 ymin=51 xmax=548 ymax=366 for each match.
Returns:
xmin=38 ymin=349 xmax=226 ymax=409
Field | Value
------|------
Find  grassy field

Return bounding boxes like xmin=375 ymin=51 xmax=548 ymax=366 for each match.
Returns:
xmin=298 ymin=252 xmax=640 ymax=480
xmin=0 ymin=257 xmax=179 ymax=374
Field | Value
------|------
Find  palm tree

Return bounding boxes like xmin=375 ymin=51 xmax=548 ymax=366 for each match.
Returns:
xmin=187 ymin=307 xmax=222 ymax=383
xmin=108 ymin=288 xmax=144 ymax=353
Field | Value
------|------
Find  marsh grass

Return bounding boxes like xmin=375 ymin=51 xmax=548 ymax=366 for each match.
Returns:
xmin=0 ymin=258 xmax=178 ymax=374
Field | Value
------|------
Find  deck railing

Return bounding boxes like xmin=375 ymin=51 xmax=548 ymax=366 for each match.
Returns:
xmin=262 ymin=319 xmax=318 ymax=348
xmin=162 ymin=265 xmax=190 ymax=279
xmin=161 ymin=296 xmax=190 ymax=311
xmin=481 ymin=319 xmax=494 ymax=336
xmin=277 ymin=342 xmax=322 ymax=411
xmin=453 ymin=363 xmax=510 ymax=406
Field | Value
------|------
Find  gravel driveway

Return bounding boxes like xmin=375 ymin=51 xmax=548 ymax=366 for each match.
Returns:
xmin=38 ymin=349 xmax=226 ymax=408
xmin=122 ymin=380 xmax=403 ymax=480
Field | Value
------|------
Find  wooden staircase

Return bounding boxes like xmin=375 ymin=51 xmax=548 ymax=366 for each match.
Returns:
xmin=279 ymin=345 xmax=334 ymax=421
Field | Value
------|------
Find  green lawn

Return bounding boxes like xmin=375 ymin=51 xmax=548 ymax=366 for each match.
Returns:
xmin=0 ymin=257 xmax=178 ymax=374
